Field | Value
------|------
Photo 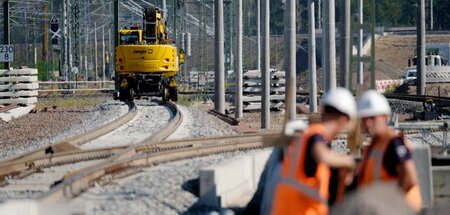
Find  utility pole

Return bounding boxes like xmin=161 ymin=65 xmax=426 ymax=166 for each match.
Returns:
xmin=235 ymin=0 xmax=243 ymax=119
xmin=357 ymin=0 xmax=363 ymax=85
xmin=339 ymin=0 xmax=350 ymax=88
xmin=3 ymin=0 xmax=10 ymax=69
xmin=318 ymin=0 xmax=322 ymax=30
xmin=215 ymin=0 xmax=225 ymax=114
xmin=285 ymin=0 xmax=296 ymax=120
xmin=308 ymin=0 xmax=317 ymax=113
xmin=114 ymin=0 xmax=119 ymax=90
xmin=94 ymin=22 xmax=98 ymax=82
xmin=72 ymin=0 xmax=80 ymax=81
xmin=417 ymin=0 xmax=426 ymax=95
xmin=430 ymin=0 xmax=433 ymax=30
xmin=324 ymin=0 xmax=336 ymax=91
xmin=261 ymin=0 xmax=270 ymax=129
xmin=257 ymin=0 xmax=261 ymax=70
xmin=102 ymin=25 xmax=106 ymax=85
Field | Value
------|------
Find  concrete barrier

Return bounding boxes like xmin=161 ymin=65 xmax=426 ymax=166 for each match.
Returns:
xmin=0 ymin=200 xmax=84 ymax=215
xmin=199 ymin=149 xmax=272 ymax=208
xmin=432 ymin=166 xmax=450 ymax=197
xmin=411 ymin=144 xmax=434 ymax=208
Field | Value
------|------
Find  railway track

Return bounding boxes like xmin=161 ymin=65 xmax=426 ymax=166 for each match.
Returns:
xmin=0 ymin=104 xmax=18 ymax=113
xmin=39 ymin=133 xmax=272 ymax=202
xmin=0 ymin=100 xmax=182 ymax=200
xmin=0 ymin=102 xmax=137 ymax=163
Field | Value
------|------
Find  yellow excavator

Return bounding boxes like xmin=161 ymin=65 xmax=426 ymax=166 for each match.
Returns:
xmin=113 ymin=6 xmax=183 ymax=102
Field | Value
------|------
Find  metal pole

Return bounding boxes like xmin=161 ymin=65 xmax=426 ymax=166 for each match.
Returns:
xmin=102 ymin=25 xmax=106 ymax=87
xmin=324 ymin=0 xmax=336 ymax=91
xmin=357 ymin=0 xmax=363 ymax=85
xmin=257 ymin=0 xmax=261 ymax=70
xmin=261 ymin=0 xmax=270 ymax=129
xmin=235 ymin=0 xmax=243 ymax=119
xmin=94 ymin=22 xmax=98 ymax=82
xmin=215 ymin=0 xmax=225 ymax=114
xmin=308 ymin=0 xmax=317 ymax=113
xmin=3 ymin=0 xmax=10 ymax=69
xmin=114 ymin=0 xmax=119 ymax=90
xmin=339 ymin=0 xmax=350 ymax=88
xmin=318 ymin=0 xmax=322 ymax=29
xmin=85 ymin=25 xmax=88 ymax=81
xmin=63 ymin=0 xmax=69 ymax=81
xmin=417 ymin=0 xmax=426 ymax=95
xmin=370 ymin=0 xmax=376 ymax=89
xmin=163 ymin=0 xmax=167 ymax=19
xmin=430 ymin=0 xmax=433 ymax=31
xmin=285 ymin=0 xmax=296 ymax=120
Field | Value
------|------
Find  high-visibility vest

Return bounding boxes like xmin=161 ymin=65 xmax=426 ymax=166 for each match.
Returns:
xmin=358 ymin=130 xmax=422 ymax=211
xmin=269 ymin=124 xmax=331 ymax=215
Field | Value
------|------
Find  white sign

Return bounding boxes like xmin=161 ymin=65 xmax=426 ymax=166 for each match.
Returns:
xmin=0 ymin=45 xmax=14 ymax=62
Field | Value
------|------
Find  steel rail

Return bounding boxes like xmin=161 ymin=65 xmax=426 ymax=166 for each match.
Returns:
xmin=0 ymin=102 xmax=137 ymax=163
xmin=0 ymin=104 xmax=18 ymax=113
xmin=39 ymin=137 xmax=266 ymax=202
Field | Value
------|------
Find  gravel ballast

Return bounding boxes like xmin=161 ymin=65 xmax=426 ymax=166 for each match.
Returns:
xmin=0 ymin=101 xmax=130 ymax=160
xmin=81 ymin=101 xmax=171 ymax=149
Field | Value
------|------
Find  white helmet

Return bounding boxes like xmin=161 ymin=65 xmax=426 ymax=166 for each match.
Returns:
xmin=321 ymin=87 xmax=357 ymax=119
xmin=284 ymin=120 xmax=308 ymax=136
xmin=357 ymin=90 xmax=391 ymax=118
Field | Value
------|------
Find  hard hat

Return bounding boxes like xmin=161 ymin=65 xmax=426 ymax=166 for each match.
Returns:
xmin=357 ymin=90 xmax=391 ymax=118
xmin=321 ymin=87 xmax=356 ymax=118
xmin=284 ymin=120 xmax=308 ymax=136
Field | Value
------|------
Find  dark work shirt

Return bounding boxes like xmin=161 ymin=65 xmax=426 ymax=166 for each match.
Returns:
xmin=383 ymin=137 xmax=412 ymax=176
xmin=305 ymin=134 xmax=327 ymax=177
xmin=304 ymin=134 xmax=340 ymax=206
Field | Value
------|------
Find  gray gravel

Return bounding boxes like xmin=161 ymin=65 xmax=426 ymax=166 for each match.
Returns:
xmin=388 ymin=99 xmax=423 ymax=114
xmin=0 ymin=101 xmax=130 ymax=160
xmin=167 ymin=105 xmax=239 ymax=140
xmin=75 ymin=151 xmax=252 ymax=215
xmin=81 ymin=100 xmax=171 ymax=149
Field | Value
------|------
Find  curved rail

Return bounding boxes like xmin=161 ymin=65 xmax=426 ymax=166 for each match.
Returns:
xmin=38 ymin=133 xmax=270 ymax=202
xmin=0 ymin=100 xmax=182 ymax=194
xmin=1 ymin=102 xmax=137 ymax=163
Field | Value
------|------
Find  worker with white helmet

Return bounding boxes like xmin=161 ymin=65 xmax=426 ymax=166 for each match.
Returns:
xmin=356 ymin=90 xmax=422 ymax=212
xmin=267 ymin=87 xmax=356 ymax=215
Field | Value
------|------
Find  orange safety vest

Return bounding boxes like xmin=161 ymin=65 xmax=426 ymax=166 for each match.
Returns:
xmin=358 ymin=130 xmax=422 ymax=211
xmin=270 ymin=124 xmax=331 ymax=215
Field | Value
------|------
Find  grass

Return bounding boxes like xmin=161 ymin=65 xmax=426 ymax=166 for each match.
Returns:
xmin=36 ymin=97 xmax=105 ymax=109
xmin=176 ymin=94 xmax=210 ymax=106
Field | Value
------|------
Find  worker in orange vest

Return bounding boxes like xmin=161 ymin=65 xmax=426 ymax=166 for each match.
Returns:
xmin=267 ymin=87 xmax=357 ymax=215
xmin=356 ymin=90 xmax=422 ymax=211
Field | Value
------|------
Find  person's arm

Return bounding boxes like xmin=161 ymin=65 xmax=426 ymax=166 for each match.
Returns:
xmin=312 ymin=141 xmax=355 ymax=169
xmin=397 ymin=160 xmax=419 ymax=192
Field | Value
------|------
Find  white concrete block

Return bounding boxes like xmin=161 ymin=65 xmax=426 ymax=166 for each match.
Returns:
xmin=0 ymin=97 xmax=37 ymax=105
xmin=251 ymin=149 xmax=273 ymax=190
xmin=0 ymin=76 xmax=38 ymax=83
xmin=0 ymin=90 xmax=38 ymax=97
xmin=432 ymin=166 xmax=450 ymax=197
xmin=411 ymin=144 xmax=433 ymax=208
xmin=0 ymin=113 xmax=12 ymax=122
xmin=7 ymin=105 xmax=35 ymax=119
xmin=199 ymin=149 xmax=274 ymax=208
xmin=0 ymin=68 xmax=38 ymax=75
xmin=0 ymin=83 xmax=39 ymax=91
xmin=0 ymin=200 xmax=38 ymax=215
xmin=200 ymin=155 xmax=253 ymax=208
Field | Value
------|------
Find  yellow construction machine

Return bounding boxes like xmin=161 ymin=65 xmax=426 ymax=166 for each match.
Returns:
xmin=113 ymin=6 xmax=183 ymax=102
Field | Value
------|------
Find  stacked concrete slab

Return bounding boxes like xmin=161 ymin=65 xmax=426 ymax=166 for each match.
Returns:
xmin=231 ymin=69 xmax=286 ymax=111
xmin=0 ymin=68 xmax=38 ymax=122
xmin=0 ymin=68 xmax=38 ymax=105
